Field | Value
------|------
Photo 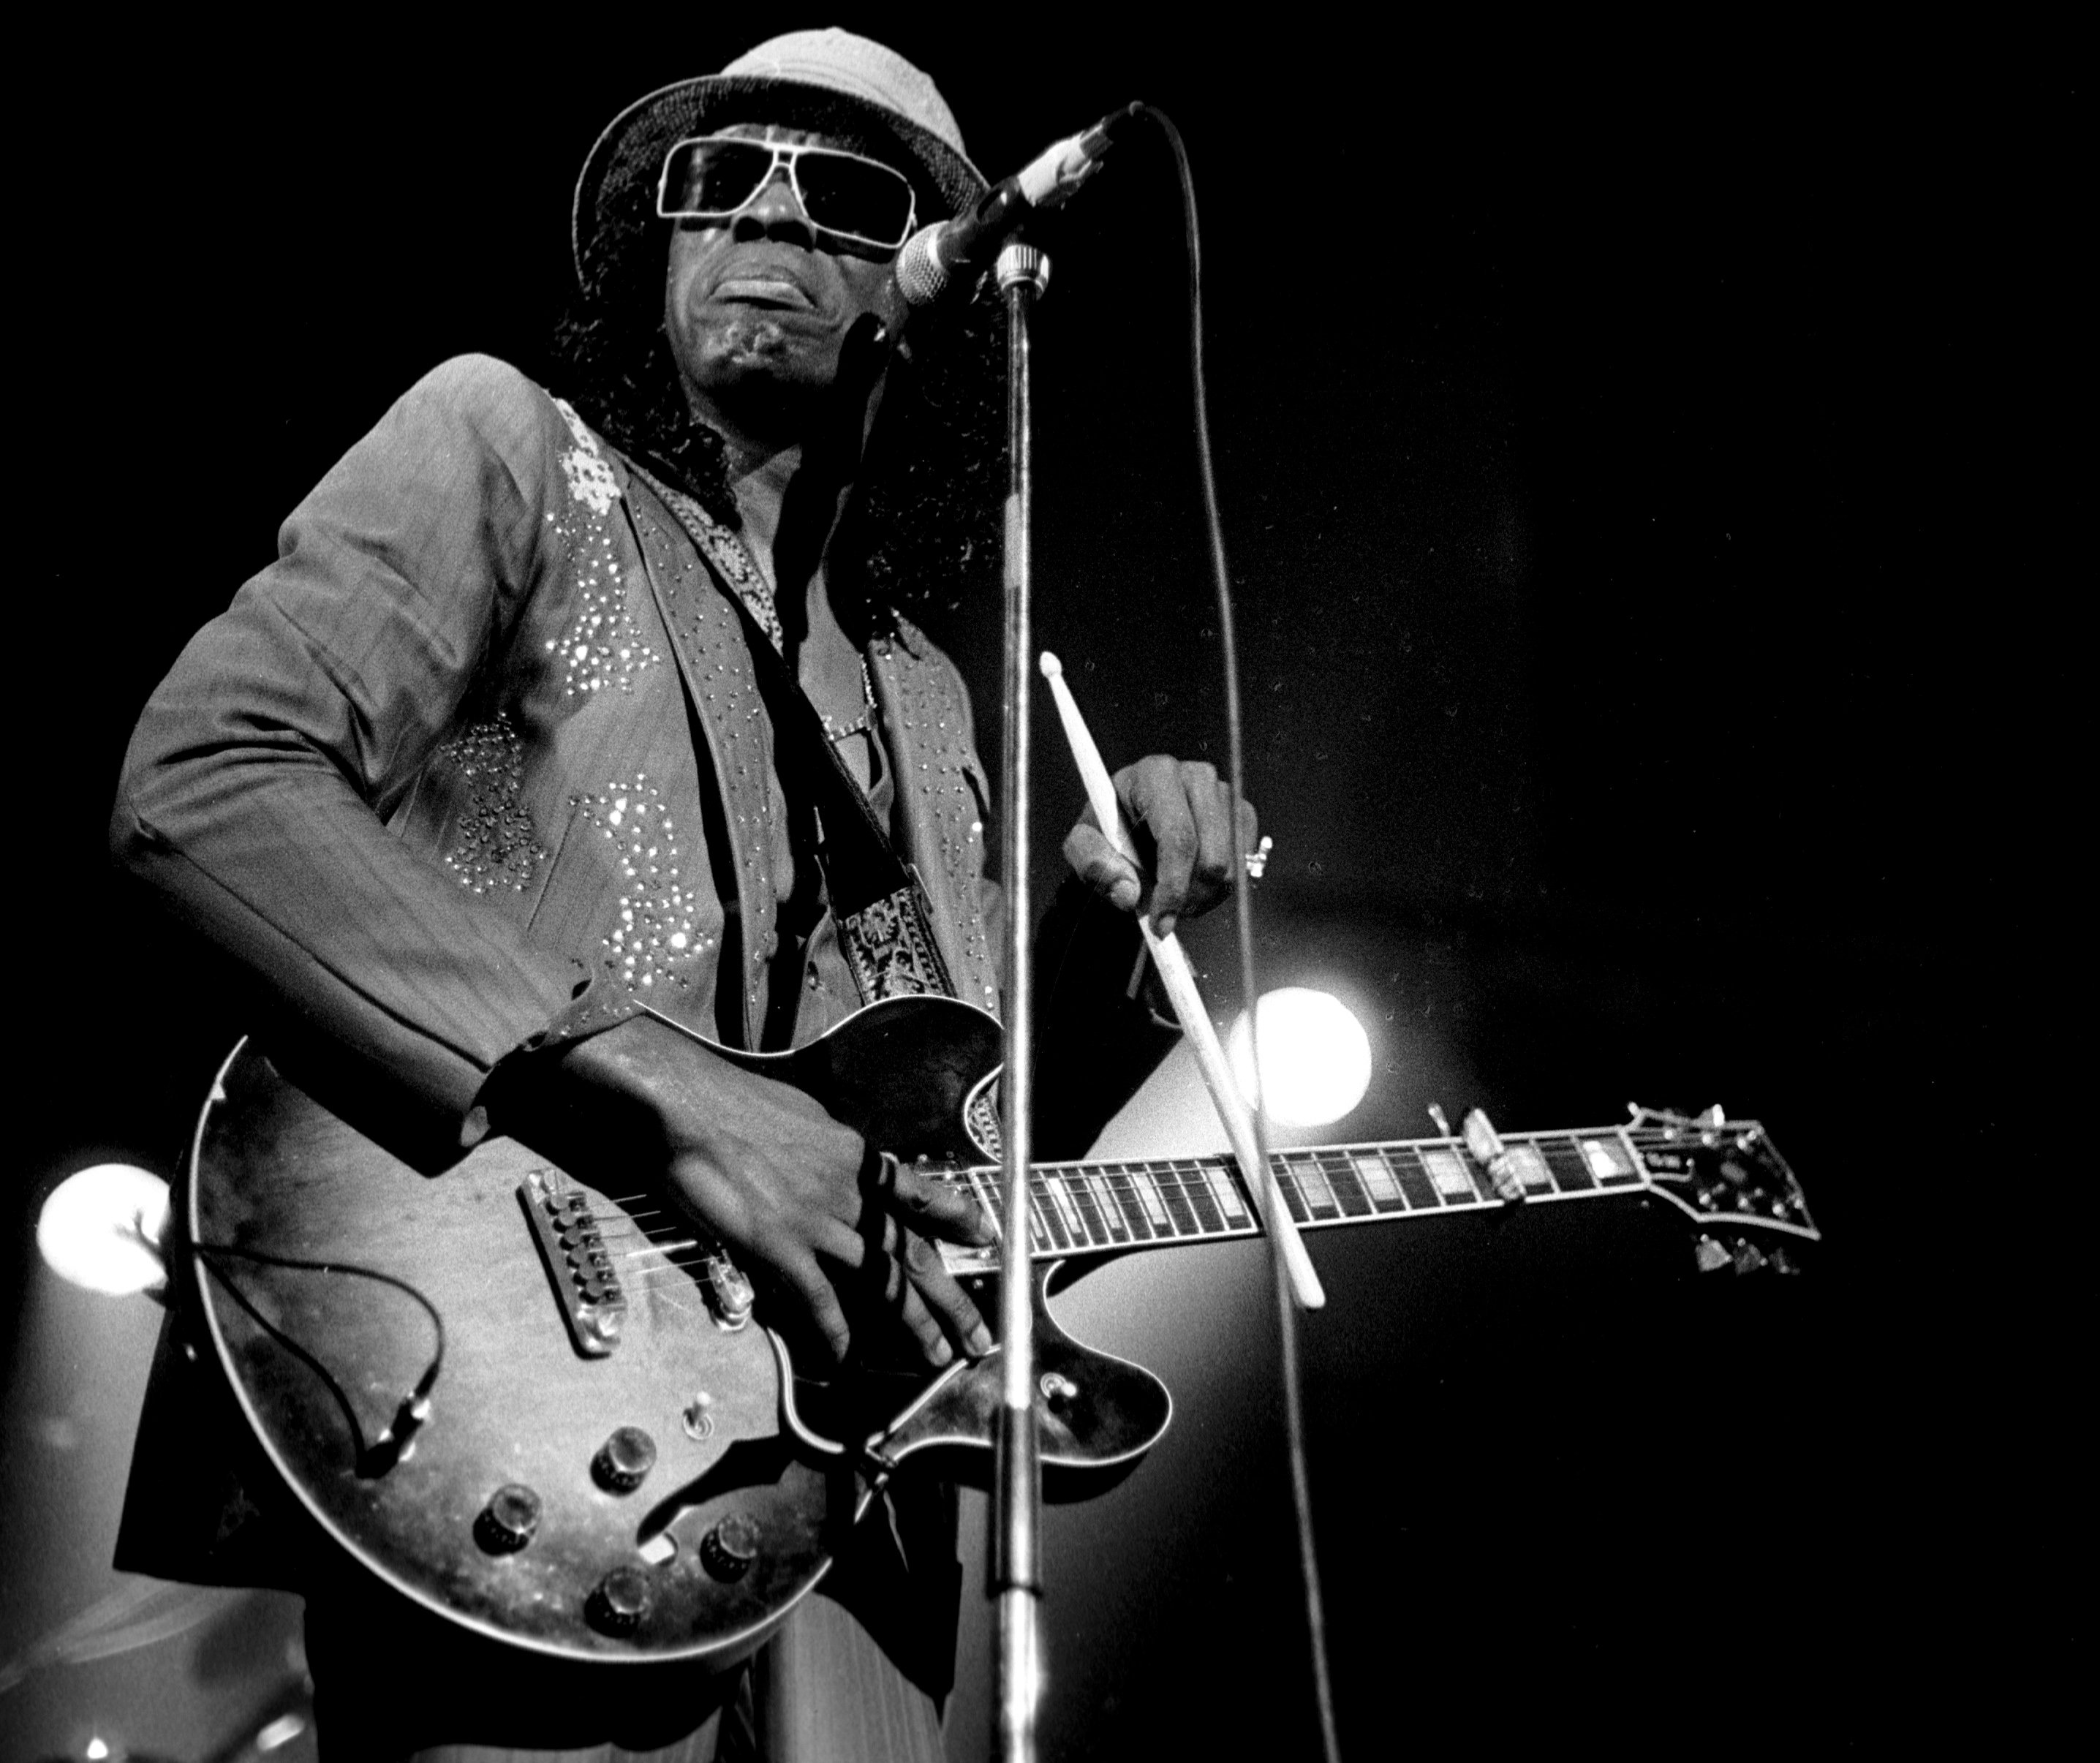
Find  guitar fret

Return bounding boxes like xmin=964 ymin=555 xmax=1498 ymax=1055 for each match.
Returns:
xmin=958 ymin=1116 xmax=1749 ymax=1268
xmin=1198 ymin=1160 xmax=1250 ymax=1228
xmin=1100 ymin=1166 xmax=1155 ymax=1241
xmin=1539 ymin=1136 xmax=1598 ymax=1193
xmin=1129 ymin=1168 xmax=1178 ymax=1235
xmin=1152 ymin=1168 xmax=1201 ymax=1237
xmin=1074 ymin=1171 xmax=1123 ymax=1245
xmin=1579 ymin=1134 xmax=1642 ymax=1186
xmin=1501 ymin=1141 xmax=1555 ymax=1195
xmin=1043 ymin=1175 xmax=1088 ymax=1246
xmin=1032 ymin=1181 xmax=1071 ymax=1252
xmin=1348 ymin=1149 xmax=1408 ymax=1211
xmin=1272 ymin=1160 xmax=1312 ymax=1223
xmin=1383 ymin=1147 xmax=1444 ymax=1210
xmin=1285 ymin=1154 xmax=1340 ymax=1221
xmin=1420 ymin=1144 xmax=1484 ymax=1203
xmin=966 ymin=1169 xmax=1005 ymax=1238
xmin=1174 ymin=1162 xmax=1226 ymax=1234
xmin=1318 ymin=1151 xmax=1375 ymax=1218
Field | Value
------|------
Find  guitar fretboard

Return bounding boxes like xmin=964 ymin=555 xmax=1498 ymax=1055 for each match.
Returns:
xmin=940 ymin=1125 xmax=1676 ymax=1265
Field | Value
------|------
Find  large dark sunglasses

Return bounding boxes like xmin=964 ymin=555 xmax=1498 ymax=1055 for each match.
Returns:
xmin=656 ymin=135 xmax=918 ymax=253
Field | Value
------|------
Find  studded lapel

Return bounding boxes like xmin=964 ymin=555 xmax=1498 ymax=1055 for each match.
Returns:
xmin=617 ymin=468 xmax=785 ymax=1052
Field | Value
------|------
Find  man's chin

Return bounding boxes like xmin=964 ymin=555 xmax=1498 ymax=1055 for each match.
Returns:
xmin=698 ymin=315 xmax=839 ymax=386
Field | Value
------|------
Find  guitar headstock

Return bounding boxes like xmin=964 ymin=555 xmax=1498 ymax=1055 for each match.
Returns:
xmin=1625 ymin=1104 xmax=1818 ymax=1274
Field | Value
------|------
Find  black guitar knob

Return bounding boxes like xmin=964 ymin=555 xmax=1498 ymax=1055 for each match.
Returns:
xmin=475 ymin=1483 xmax=542 ymax=1554
xmin=587 ymin=1566 xmax=653 ymax=1634
xmin=700 ymin=1511 xmax=762 ymax=1581
xmin=592 ymin=1426 xmax=657 ymax=1493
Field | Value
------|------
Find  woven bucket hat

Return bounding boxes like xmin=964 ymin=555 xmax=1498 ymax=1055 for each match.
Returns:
xmin=572 ymin=29 xmax=987 ymax=304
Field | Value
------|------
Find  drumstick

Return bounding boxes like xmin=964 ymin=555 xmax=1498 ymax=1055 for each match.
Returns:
xmin=1039 ymin=652 xmax=1324 ymax=1310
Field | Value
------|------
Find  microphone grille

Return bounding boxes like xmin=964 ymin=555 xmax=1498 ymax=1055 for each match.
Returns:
xmin=894 ymin=224 xmax=951 ymax=309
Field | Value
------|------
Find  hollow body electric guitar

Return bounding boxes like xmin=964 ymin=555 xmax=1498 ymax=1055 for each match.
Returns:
xmin=188 ymin=994 xmax=1817 ymax=1666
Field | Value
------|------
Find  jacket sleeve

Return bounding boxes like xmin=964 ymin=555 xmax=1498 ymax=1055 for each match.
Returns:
xmin=110 ymin=355 xmax=586 ymax=1154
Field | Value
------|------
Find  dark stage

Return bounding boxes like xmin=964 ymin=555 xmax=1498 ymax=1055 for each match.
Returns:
xmin=3 ymin=20 xmax=2058 ymax=1761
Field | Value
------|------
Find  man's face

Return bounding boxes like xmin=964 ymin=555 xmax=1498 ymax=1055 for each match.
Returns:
xmin=664 ymin=124 xmax=913 ymax=439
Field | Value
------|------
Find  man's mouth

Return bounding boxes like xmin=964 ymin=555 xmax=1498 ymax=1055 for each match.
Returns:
xmin=713 ymin=276 xmax=817 ymax=312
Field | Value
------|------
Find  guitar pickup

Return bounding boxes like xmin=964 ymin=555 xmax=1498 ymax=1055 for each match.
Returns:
xmin=519 ymin=1170 xmax=627 ymax=1357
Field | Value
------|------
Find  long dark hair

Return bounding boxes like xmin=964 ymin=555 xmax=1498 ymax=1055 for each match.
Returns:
xmin=550 ymin=213 xmax=1004 ymax=637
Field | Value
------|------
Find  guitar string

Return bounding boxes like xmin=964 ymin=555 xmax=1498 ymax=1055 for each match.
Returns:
xmin=582 ymin=1166 xmax=1783 ymax=1297
xmin=578 ymin=1128 xmax=1718 ymax=1215
xmin=593 ymin=1155 xmax=1544 ymax=1249
xmin=584 ymin=1152 xmax=1741 ymax=1308
xmin=564 ymin=1132 xmax=1750 ymax=1275
xmin=581 ymin=1158 xmax=1383 ymax=1255
xmin=599 ymin=1155 xmax=1730 ymax=1291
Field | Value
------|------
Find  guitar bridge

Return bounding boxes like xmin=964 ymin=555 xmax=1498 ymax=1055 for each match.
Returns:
xmin=519 ymin=1170 xmax=627 ymax=1356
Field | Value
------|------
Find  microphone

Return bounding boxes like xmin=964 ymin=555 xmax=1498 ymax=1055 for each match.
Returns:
xmin=894 ymin=102 xmax=1143 ymax=307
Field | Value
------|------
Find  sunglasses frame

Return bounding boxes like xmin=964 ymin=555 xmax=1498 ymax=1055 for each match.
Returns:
xmin=654 ymin=134 xmax=919 ymax=254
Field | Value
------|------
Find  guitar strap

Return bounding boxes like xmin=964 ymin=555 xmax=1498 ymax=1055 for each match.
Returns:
xmin=639 ymin=465 xmax=957 ymax=1012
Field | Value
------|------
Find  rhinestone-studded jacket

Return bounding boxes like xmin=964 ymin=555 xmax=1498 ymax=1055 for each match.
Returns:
xmin=113 ymin=355 xmax=1168 ymax=1165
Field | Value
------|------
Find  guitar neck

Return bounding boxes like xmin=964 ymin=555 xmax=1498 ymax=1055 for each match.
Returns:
xmin=940 ymin=1118 xmax=1815 ymax=1272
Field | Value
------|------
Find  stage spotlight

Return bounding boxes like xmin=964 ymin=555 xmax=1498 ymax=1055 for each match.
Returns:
xmin=1228 ymin=988 xmax=1374 ymax=1129
xmin=36 ymin=1164 xmax=170 ymax=1296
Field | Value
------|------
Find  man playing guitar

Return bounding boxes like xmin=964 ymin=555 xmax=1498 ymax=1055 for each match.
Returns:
xmin=110 ymin=29 xmax=1253 ymax=1762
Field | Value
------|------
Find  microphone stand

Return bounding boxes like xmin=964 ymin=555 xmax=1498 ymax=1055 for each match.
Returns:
xmin=991 ymin=238 xmax=1051 ymax=1763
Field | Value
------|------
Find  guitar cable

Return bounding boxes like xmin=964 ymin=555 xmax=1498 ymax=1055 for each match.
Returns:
xmin=192 ymin=1239 xmax=445 ymax=1479
xmin=1139 ymin=105 xmax=1343 ymax=1763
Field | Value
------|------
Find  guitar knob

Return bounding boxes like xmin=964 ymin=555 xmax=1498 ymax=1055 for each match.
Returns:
xmin=587 ymin=1566 xmax=653 ymax=1634
xmin=700 ymin=1511 xmax=762 ymax=1581
xmin=593 ymin=1427 xmax=657 ymax=1493
xmin=475 ymin=1483 xmax=542 ymax=1553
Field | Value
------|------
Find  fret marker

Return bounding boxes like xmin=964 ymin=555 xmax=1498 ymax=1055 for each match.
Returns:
xmin=1290 ymin=1158 xmax=1337 ymax=1215
xmin=1421 ymin=1149 xmax=1475 ymax=1198
xmin=1582 ymin=1139 xmax=1634 ymax=1181
xmin=1131 ymin=1173 xmax=1174 ymax=1231
xmin=1352 ymin=1155 xmax=1402 ymax=1205
xmin=1201 ymin=1164 xmax=1249 ymax=1225
xmin=1044 ymin=1177 xmax=1086 ymax=1242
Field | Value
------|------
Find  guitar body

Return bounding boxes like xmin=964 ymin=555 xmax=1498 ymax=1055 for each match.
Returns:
xmin=188 ymin=996 xmax=1171 ymax=1666
xmin=188 ymin=992 xmax=1817 ymax=1669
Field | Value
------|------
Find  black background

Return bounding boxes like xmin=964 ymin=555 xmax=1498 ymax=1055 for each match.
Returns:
xmin=7 ymin=17 xmax=2068 ymax=1758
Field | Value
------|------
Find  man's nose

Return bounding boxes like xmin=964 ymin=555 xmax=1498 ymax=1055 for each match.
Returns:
xmin=732 ymin=170 xmax=815 ymax=249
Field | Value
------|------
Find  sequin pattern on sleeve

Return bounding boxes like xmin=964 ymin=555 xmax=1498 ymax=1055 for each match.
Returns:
xmin=571 ymin=775 xmax=714 ymax=992
xmin=434 ymin=714 xmax=548 ymax=895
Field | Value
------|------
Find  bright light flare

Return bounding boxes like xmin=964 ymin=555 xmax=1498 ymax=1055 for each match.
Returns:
xmin=37 ymin=1164 xmax=170 ymax=1296
xmin=1228 ymin=988 xmax=1374 ymax=1129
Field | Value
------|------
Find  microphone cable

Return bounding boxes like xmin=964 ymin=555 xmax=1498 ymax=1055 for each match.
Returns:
xmin=1134 ymin=104 xmax=1343 ymax=1763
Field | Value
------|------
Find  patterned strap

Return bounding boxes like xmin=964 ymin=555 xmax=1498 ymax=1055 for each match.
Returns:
xmin=839 ymin=887 xmax=956 ymax=1005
